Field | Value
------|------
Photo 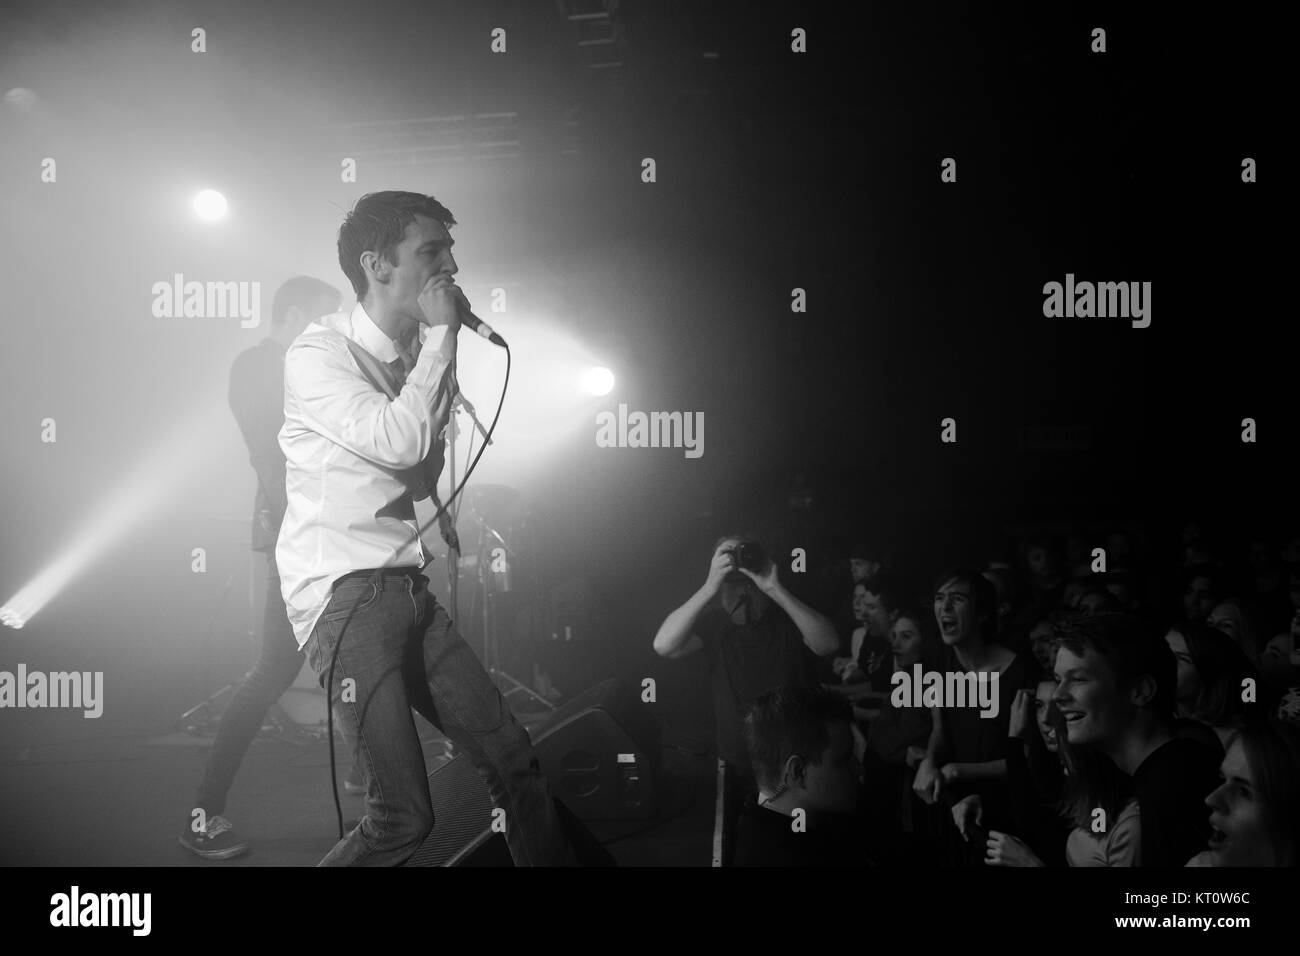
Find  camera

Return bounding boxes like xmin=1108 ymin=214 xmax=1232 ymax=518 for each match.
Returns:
xmin=724 ymin=540 xmax=767 ymax=579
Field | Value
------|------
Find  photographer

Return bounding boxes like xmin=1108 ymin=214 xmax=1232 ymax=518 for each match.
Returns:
xmin=653 ymin=534 xmax=839 ymax=862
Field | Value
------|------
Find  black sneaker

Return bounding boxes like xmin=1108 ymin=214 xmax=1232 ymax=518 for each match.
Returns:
xmin=179 ymin=815 xmax=249 ymax=860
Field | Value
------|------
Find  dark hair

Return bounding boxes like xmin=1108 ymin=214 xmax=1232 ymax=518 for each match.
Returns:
xmin=743 ymin=685 xmax=853 ymax=793
xmin=337 ymin=191 xmax=457 ymax=301
xmin=1077 ymin=586 xmax=1123 ymax=615
xmin=890 ymin=607 xmax=942 ymax=670
xmin=1020 ymin=534 xmax=1059 ymax=574
xmin=1057 ymin=612 xmax=1176 ymax=720
xmin=1181 ymin=563 xmax=1221 ymax=597
xmin=1054 ymin=705 xmax=1135 ymax=831
xmin=1176 ymin=622 xmax=1258 ymax=728
xmin=849 ymin=540 xmax=880 ymax=562
xmin=1234 ymin=720 xmax=1300 ymax=867
xmin=713 ymin=531 xmax=760 ymax=551
xmin=859 ymin=571 xmax=900 ymax=612
xmin=931 ymin=567 xmax=999 ymax=643
xmin=271 ymin=276 xmax=341 ymax=326
xmin=1028 ymin=666 xmax=1057 ymax=687
xmin=982 ymin=566 xmax=1018 ymax=609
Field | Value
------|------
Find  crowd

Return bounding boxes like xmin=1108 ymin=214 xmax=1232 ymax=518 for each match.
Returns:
xmin=654 ymin=523 xmax=1300 ymax=866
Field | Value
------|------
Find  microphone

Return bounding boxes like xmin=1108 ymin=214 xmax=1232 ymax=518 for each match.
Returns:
xmin=458 ymin=302 xmax=507 ymax=348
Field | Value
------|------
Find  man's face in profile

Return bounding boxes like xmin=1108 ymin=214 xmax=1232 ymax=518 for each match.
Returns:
xmin=379 ymin=215 xmax=457 ymax=324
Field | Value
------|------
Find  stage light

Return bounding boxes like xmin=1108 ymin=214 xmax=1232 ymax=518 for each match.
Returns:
xmin=192 ymin=189 xmax=228 ymax=221
xmin=1 ymin=401 xmax=230 ymax=630
xmin=580 ymin=366 xmax=614 ymax=396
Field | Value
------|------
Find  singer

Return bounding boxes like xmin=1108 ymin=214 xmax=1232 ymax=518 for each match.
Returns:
xmin=276 ymin=190 xmax=575 ymax=866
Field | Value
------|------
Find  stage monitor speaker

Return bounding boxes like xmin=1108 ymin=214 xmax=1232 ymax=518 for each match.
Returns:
xmin=405 ymin=753 xmax=615 ymax=867
xmin=404 ymin=749 xmax=508 ymax=867
xmin=405 ymin=678 xmax=658 ymax=865
xmin=531 ymin=677 xmax=661 ymax=822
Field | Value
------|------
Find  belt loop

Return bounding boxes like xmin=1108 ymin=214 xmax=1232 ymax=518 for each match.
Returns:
xmin=369 ymin=567 xmax=385 ymax=594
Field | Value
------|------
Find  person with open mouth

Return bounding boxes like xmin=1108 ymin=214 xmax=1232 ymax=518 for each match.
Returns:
xmin=913 ymin=568 xmax=1034 ymax=866
xmin=1187 ymin=720 xmax=1300 ymax=867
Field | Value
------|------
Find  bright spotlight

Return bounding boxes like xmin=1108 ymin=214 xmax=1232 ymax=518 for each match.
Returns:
xmin=1 ymin=400 xmax=230 ymax=629
xmin=579 ymin=366 xmax=615 ymax=396
xmin=192 ymin=189 xmax=228 ymax=221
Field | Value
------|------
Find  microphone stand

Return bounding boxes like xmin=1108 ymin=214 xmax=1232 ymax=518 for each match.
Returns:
xmin=468 ymin=507 xmax=554 ymax=711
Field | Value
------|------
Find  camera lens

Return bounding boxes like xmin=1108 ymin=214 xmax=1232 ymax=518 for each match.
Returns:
xmin=738 ymin=542 xmax=765 ymax=572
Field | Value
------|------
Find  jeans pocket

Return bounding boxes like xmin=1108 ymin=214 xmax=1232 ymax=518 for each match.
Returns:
xmin=321 ymin=577 xmax=380 ymax=624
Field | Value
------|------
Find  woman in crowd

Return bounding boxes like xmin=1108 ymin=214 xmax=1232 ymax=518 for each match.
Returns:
xmin=858 ymin=608 xmax=939 ymax=864
xmin=1187 ymin=720 xmax=1300 ymax=867
xmin=1259 ymin=608 xmax=1300 ymax=721
xmin=952 ymin=671 xmax=1071 ymax=866
xmin=1165 ymin=622 xmax=1259 ymax=751
xmin=1207 ymin=598 xmax=1261 ymax=663
xmin=832 ymin=580 xmax=874 ymax=683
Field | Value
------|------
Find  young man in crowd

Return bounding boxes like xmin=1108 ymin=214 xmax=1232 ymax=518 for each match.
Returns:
xmin=1053 ymin=612 xmax=1221 ymax=866
xmin=735 ymin=685 xmax=866 ymax=866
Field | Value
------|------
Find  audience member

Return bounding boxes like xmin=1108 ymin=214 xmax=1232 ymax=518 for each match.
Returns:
xmin=1053 ymin=613 xmax=1220 ymax=867
xmin=734 ymin=685 xmax=867 ymax=866
xmin=1187 ymin=720 xmax=1300 ymax=867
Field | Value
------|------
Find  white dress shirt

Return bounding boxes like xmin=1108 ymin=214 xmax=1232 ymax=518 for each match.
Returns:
xmin=276 ymin=302 xmax=455 ymax=648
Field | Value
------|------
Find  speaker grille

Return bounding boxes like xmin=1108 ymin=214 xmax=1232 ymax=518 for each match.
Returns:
xmin=403 ymin=754 xmax=494 ymax=867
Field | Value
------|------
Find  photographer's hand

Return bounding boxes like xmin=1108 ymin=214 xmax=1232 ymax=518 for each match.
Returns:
xmin=739 ymin=559 xmax=779 ymax=595
xmin=704 ymin=541 xmax=736 ymax=597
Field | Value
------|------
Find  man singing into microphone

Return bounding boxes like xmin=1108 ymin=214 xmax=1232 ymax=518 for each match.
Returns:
xmin=277 ymin=191 xmax=575 ymax=865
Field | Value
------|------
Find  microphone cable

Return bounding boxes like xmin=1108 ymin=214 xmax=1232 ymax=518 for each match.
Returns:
xmin=324 ymin=344 xmax=511 ymax=839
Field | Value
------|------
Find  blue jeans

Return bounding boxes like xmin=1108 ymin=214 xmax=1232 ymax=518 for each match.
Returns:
xmin=305 ymin=567 xmax=576 ymax=867
xmin=194 ymin=554 xmax=303 ymax=816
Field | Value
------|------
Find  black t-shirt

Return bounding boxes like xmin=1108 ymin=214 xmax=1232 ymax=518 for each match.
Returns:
xmin=936 ymin=648 xmax=1034 ymax=770
xmin=935 ymin=648 xmax=1036 ymax=838
xmin=695 ymin=604 xmax=818 ymax=772
xmin=733 ymin=796 xmax=870 ymax=867
xmin=1131 ymin=736 xmax=1220 ymax=867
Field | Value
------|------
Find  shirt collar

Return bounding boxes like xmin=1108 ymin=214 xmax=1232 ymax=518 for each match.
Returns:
xmin=349 ymin=302 xmax=401 ymax=363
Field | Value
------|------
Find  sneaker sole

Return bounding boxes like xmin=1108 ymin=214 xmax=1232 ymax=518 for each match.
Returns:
xmin=179 ymin=836 xmax=249 ymax=861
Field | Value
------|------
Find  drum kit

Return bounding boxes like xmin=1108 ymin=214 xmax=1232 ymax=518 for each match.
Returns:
xmin=447 ymin=484 xmax=556 ymax=711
